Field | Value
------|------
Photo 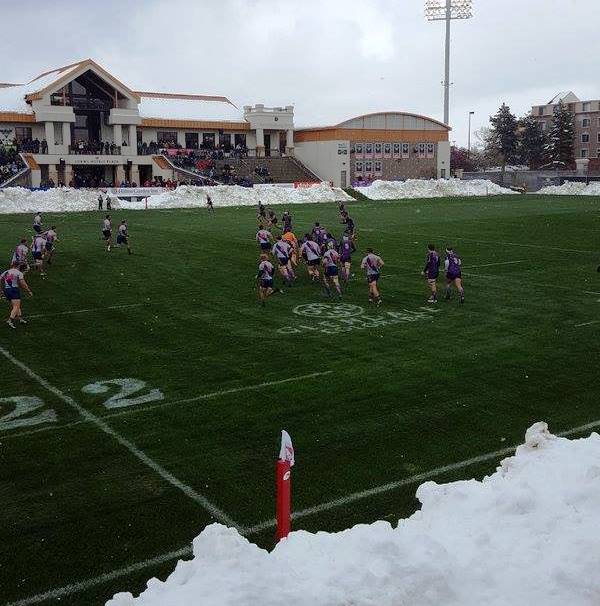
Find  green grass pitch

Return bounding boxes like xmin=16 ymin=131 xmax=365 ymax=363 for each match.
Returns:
xmin=1 ymin=194 xmax=599 ymax=605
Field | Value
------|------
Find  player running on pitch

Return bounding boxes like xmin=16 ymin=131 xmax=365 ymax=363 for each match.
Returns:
xmin=312 ymin=222 xmax=327 ymax=248
xmin=12 ymin=238 xmax=29 ymax=271
xmin=206 ymin=193 xmax=214 ymax=213
xmin=338 ymin=233 xmax=356 ymax=284
xmin=272 ymin=236 xmax=295 ymax=286
xmin=116 ymin=220 xmax=132 ymax=255
xmin=256 ymin=254 xmax=282 ymax=306
xmin=32 ymin=212 xmax=43 ymax=234
xmin=422 ymin=244 xmax=440 ymax=303
xmin=43 ymin=226 xmax=58 ymax=265
xmin=256 ymin=225 xmax=273 ymax=254
xmin=257 ymin=201 xmax=266 ymax=223
xmin=1 ymin=261 xmax=33 ymax=329
xmin=31 ymin=232 xmax=47 ymax=276
xmin=444 ymin=247 xmax=465 ymax=304
xmin=282 ymin=230 xmax=299 ymax=268
xmin=322 ymin=242 xmax=342 ymax=298
xmin=360 ymin=247 xmax=384 ymax=305
xmin=282 ymin=210 xmax=292 ymax=233
xmin=300 ymin=234 xmax=322 ymax=281
xmin=102 ymin=215 xmax=112 ymax=251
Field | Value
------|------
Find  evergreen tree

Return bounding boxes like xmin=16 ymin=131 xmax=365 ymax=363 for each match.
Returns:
xmin=545 ymin=102 xmax=575 ymax=166
xmin=489 ymin=103 xmax=519 ymax=175
xmin=518 ymin=114 xmax=547 ymax=169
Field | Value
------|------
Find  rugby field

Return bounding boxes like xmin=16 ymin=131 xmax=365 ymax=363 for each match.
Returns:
xmin=1 ymin=193 xmax=599 ymax=605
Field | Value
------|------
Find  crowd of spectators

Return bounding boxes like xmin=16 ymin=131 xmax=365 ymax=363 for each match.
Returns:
xmin=69 ymin=140 xmax=123 ymax=155
xmin=0 ymin=144 xmax=26 ymax=184
xmin=168 ymin=149 xmax=253 ymax=186
xmin=254 ymin=165 xmax=273 ymax=183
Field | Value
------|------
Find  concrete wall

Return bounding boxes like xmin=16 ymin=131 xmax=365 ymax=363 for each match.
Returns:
xmin=295 ymin=139 xmax=349 ymax=186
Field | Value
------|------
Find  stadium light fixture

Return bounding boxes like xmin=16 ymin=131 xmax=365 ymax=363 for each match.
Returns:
xmin=425 ymin=0 xmax=473 ymax=126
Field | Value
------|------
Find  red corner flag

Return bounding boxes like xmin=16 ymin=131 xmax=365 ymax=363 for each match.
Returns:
xmin=276 ymin=430 xmax=294 ymax=541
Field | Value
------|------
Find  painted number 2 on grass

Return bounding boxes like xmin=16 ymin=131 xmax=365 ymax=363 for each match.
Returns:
xmin=81 ymin=378 xmax=164 ymax=409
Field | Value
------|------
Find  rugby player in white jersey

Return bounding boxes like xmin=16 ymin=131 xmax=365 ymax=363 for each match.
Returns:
xmin=360 ymin=247 xmax=384 ymax=305
xmin=272 ymin=236 xmax=295 ymax=286
xmin=256 ymin=254 xmax=282 ymax=306
xmin=116 ymin=220 xmax=132 ymax=255
xmin=256 ymin=225 xmax=273 ymax=254
xmin=43 ymin=226 xmax=58 ymax=265
xmin=31 ymin=232 xmax=47 ymax=276
xmin=102 ymin=215 xmax=112 ymax=252
xmin=11 ymin=238 xmax=29 ymax=271
xmin=1 ymin=261 xmax=33 ymax=328
xmin=300 ymin=234 xmax=321 ymax=281
xmin=322 ymin=242 xmax=342 ymax=298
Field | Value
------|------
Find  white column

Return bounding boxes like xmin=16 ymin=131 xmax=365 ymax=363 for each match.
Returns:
xmin=44 ymin=122 xmax=55 ymax=153
xmin=129 ymin=125 xmax=137 ymax=154
xmin=255 ymin=128 xmax=264 ymax=157
xmin=62 ymin=122 xmax=71 ymax=151
xmin=286 ymin=128 xmax=294 ymax=155
xmin=113 ymin=124 xmax=122 ymax=148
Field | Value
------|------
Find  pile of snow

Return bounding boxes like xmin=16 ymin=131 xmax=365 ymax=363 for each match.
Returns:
xmin=120 ymin=183 xmax=352 ymax=210
xmin=108 ymin=423 xmax=600 ymax=606
xmin=537 ymin=181 xmax=600 ymax=196
xmin=356 ymin=178 xmax=516 ymax=200
xmin=0 ymin=187 xmax=124 ymax=213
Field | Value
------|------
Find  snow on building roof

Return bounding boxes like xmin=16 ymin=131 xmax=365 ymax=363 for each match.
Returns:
xmin=547 ymin=91 xmax=580 ymax=105
xmin=137 ymin=93 xmax=245 ymax=123
xmin=0 ymin=61 xmax=83 ymax=115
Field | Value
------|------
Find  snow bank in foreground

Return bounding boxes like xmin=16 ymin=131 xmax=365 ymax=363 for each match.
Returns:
xmin=107 ymin=423 xmax=600 ymax=606
xmin=122 ymin=183 xmax=352 ymax=210
xmin=0 ymin=187 xmax=125 ymax=213
xmin=356 ymin=178 xmax=516 ymax=200
xmin=537 ymin=181 xmax=600 ymax=196
xmin=0 ymin=183 xmax=351 ymax=214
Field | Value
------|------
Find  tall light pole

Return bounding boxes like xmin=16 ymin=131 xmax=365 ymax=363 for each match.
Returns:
xmin=467 ymin=110 xmax=475 ymax=157
xmin=425 ymin=0 xmax=473 ymax=127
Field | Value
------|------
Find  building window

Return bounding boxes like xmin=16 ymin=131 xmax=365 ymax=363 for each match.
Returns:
xmin=157 ymin=131 xmax=178 ymax=146
xmin=185 ymin=132 xmax=199 ymax=149
xmin=355 ymin=161 xmax=363 ymax=173
xmin=581 ymin=149 xmax=588 ymax=158
xmin=14 ymin=127 xmax=32 ymax=143
xmin=374 ymin=160 xmax=382 ymax=175
xmin=355 ymin=143 xmax=363 ymax=155
xmin=537 ymin=107 xmax=543 ymax=116
xmin=365 ymin=161 xmax=373 ymax=173
xmin=582 ymin=102 xmax=591 ymax=111
xmin=597 ymin=149 xmax=600 ymax=158
xmin=418 ymin=143 xmax=426 ymax=158
xmin=402 ymin=143 xmax=409 ymax=158
xmin=582 ymin=134 xmax=590 ymax=143
xmin=582 ymin=118 xmax=591 ymax=127
xmin=392 ymin=143 xmax=400 ymax=157
xmin=365 ymin=143 xmax=373 ymax=155
xmin=374 ymin=143 xmax=382 ymax=156
xmin=427 ymin=143 xmax=435 ymax=158
xmin=202 ymin=133 xmax=215 ymax=149
xmin=383 ymin=143 xmax=391 ymax=156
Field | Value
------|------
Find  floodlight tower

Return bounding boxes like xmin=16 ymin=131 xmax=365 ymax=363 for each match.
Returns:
xmin=425 ymin=0 xmax=473 ymax=126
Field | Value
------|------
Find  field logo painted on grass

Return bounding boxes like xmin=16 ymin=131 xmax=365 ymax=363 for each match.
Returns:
xmin=81 ymin=378 xmax=164 ymax=409
xmin=279 ymin=303 xmax=440 ymax=335
xmin=0 ymin=396 xmax=57 ymax=431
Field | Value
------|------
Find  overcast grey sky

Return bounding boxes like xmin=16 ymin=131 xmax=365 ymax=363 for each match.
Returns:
xmin=2 ymin=0 xmax=598 ymax=146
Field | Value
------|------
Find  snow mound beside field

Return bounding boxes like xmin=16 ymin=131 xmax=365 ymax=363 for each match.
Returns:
xmin=107 ymin=423 xmax=600 ymax=606
xmin=537 ymin=181 xmax=600 ymax=195
xmin=0 ymin=187 xmax=124 ymax=213
xmin=120 ymin=183 xmax=352 ymax=210
xmin=356 ymin=178 xmax=516 ymax=200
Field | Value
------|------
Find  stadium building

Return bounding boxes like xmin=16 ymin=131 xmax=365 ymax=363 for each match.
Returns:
xmin=0 ymin=59 xmax=296 ymax=187
xmin=294 ymin=112 xmax=451 ymax=187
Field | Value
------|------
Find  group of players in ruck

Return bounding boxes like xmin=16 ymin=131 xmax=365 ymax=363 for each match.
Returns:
xmin=1 ymin=211 xmax=133 ymax=329
xmin=253 ymin=201 xmax=465 ymax=307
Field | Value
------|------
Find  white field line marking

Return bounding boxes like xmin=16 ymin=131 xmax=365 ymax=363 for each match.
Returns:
xmin=466 ymin=260 xmax=524 ymax=269
xmin=575 ymin=320 xmax=600 ymax=327
xmin=463 ymin=271 xmax=600 ymax=295
xmin=3 ymin=546 xmax=193 ymax=606
xmin=9 ymin=418 xmax=600 ymax=606
xmin=0 ymin=345 xmax=241 ymax=531
xmin=0 ymin=372 xmax=333 ymax=441
xmin=27 ymin=303 xmax=146 ymax=319
xmin=426 ymin=234 xmax=599 ymax=255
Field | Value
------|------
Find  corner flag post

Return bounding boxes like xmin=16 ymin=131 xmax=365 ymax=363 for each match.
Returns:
xmin=276 ymin=430 xmax=294 ymax=541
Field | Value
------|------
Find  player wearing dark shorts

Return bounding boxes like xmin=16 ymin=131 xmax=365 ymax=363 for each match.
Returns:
xmin=422 ymin=244 xmax=440 ymax=303
xmin=256 ymin=225 xmax=273 ymax=253
xmin=256 ymin=254 xmax=282 ymax=306
xmin=31 ymin=233 xmax=46 ymax=276
xmin=272 ymin=236 xmax=294 ymax=286
xmin=32 ymin=212 xmax=42 ymax=234
xmin=444 ymin=247 xmax=464 ymax=304
xmin=206 ymin=194 xmax=214 ymax=213
xmin=116 ymin=221 xmax=132 ymax=255
xmin=300 ymin=235 xmax=322 ymax=281
xmin=338 ymin=234 xmax=356 ymax=283
xmin=360 ymin=248 xmax=384 ymax=305
xmin=44 ymin=227 xmax=58 ymax=265
xmin=322 ymin=242 xmax=342 ymax=298
xmin=282 ymin=211 xmax=292 ymax=233
xmin=1 ymin=262 xmax=33 ymax=328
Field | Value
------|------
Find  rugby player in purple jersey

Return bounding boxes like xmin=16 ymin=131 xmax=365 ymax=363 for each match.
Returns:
xmin=256 ymin=254 xmax=282 ymax=306
xmin=421 ymin=244 xmax=440 ymax=303
xmin=272 ymin=236 xmax=295 ymax=287
xmin=322 ymin=242 xmax=343 ymax=298
xmin=444 ymin=247 xmax=465 ymax=304
xmin=312 ymin=222 xmax=327 ymax=248
xmin=300 ymin=235 xmax=322 ymax=281
xmin=360 ymin=247 xmax=384 ymax=305
xmin=1 ymin=261 xmax=33 ymax=328
xmin=338 ymin=234 xmax=356 ymax=284
xmin=256 ymin=225 xmax=273 ymax=254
